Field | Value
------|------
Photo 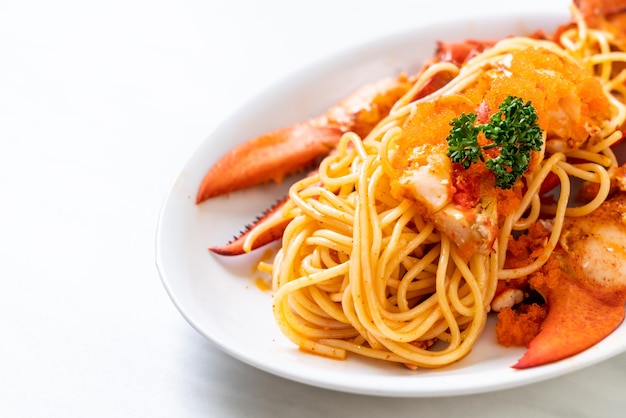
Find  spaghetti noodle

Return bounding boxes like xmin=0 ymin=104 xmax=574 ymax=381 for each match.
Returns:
xmin=267 ymin=4 xmax=626 ymax=368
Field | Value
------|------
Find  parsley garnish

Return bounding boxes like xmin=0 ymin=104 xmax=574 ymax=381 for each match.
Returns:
xmin=445 ymin=96 xmax=543 ymax=189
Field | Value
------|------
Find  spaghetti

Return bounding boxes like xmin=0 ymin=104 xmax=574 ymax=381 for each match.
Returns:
xmin=267 ymin=4 xmax=626 ymax=368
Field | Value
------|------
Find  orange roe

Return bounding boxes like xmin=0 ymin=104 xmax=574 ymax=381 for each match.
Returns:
xmin=529 ymin=257 xmax=563 ymax=294
xmin=495 ymin=253 xmax=562 ymax=348
xmin=505 ymin=222 xmax=552 ymax=269
xmin=391 ymin=96 xmax=473 ymax=176
xmin=496 ymin=303 xmax=548 ymax=347
xmin=496 ymin=185 xmax=523 ymax=220
xmin=451 ymin=164 xmax=482 ymax=209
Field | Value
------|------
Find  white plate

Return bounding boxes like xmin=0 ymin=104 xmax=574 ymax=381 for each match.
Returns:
xmin=155 ymin=6 xmax=626 ymax=397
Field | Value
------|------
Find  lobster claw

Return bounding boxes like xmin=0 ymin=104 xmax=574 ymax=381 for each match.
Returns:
xmin=196 ymin=75 xmax=415 ymax=204
xmin=196 ymin=123 xmax=342 ymax=203
xmin=513 ymin=271 xmax=625 ymax=369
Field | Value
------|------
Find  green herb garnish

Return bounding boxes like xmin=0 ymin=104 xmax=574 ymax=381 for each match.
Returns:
xmin=445 ymin=96 xmax=543 ymax=189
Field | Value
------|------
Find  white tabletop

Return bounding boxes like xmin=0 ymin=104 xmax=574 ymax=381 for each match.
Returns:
xmin=2 ymin=0 xmax=625 ymax=416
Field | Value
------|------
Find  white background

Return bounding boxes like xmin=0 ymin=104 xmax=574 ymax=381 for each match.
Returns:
xmin=2 ymin=0 xmax=625 ymax=416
